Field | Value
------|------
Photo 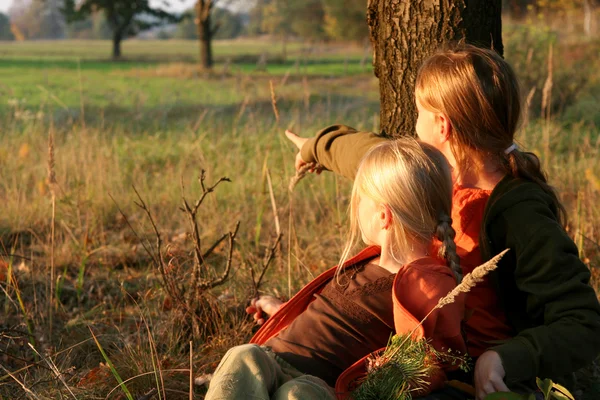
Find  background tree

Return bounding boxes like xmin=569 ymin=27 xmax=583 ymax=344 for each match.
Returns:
xmin=259 ymin=0 xmax=294 ymax=60
xmin=175 ymin=6 xmax=244 ymax=40
xmin=65 ymin=11 xmax=111 ymax=39
xmin=257 ymin=0 xmax=328 ymax=60
xmin=503 ymin=0 xmax=537 ymax=19
xmin=62 ymin=0 xmax=182 ymax=59
xmin=194 ymin=0 xmax=214 ymax=69
xmin=286 ymin=0 xmax=326 ymax=41
xmin=0 ymin=13 xmax=15 ymax=40
xmin=246 ymin=0 xmax=269 ymax=36
xmin=367 ymin=0 xmax=503 ymax=136
xmin=322 ymin=0 xmax=369 ymax=42
xmin=9 ymin=0 xmax=65 ymax=39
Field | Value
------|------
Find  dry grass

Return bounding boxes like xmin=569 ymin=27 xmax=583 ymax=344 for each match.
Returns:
xmin=1 ymin=23 xmax=599 ymax=399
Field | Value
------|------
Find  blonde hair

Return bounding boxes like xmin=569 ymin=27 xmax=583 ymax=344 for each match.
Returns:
xmin=339 ymin=138 xmax=462 ymax=283
xmin=416 ymin=43 xmax=566 ymax=225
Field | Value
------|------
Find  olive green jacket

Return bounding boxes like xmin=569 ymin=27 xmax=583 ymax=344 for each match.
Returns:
xmin=300 ymin=124 xmax=600 ymax=390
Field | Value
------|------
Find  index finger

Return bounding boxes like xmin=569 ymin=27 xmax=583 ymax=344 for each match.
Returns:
xmin=285 ymin=130 xmax=308 ymax=149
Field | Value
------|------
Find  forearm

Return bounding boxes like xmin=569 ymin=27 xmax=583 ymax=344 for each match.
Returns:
xmin=492 ymin=203 xmax=600 ymax=385
xmin=301 ymin=125 xmax=388 ymax=180
xmin=493 ymin=311 xmax=600 ymax=385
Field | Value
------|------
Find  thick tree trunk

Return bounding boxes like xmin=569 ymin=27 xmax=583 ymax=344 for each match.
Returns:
xmin=112 ymin=31 xmax=122 ymax=59
xmin=367 ymin=0 xmax=503 ymax=137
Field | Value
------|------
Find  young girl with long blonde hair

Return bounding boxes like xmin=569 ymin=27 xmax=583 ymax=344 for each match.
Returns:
xmin=285 ymin=44 xmax=600 ymax=399
xmin=206 ymin=139 xmax=466 ymax=399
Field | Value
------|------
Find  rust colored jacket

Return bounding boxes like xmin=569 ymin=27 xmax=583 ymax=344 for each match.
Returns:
xmin=250 ymin=246 xmax=466 ymax=399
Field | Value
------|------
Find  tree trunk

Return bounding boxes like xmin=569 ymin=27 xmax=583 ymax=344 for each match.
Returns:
xmin=112 ymin=31 xmax=122 ymax=59
xmin=367 ymin=0 xmax=503 ymax=137
xmin=197 ymin=7 xmax=213 ymax=69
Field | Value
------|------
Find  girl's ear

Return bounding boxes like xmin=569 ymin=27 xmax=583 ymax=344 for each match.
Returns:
xmin=438 ymin=113 xmax=452 ymax=144
xmin=380 ymin=205 xmax=393 ymax=230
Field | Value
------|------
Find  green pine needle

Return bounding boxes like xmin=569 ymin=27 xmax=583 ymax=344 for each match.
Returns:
xmin=352 ymin=333 xmax=469 ymax=400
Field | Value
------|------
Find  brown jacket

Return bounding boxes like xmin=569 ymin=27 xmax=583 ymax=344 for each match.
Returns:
xmin=250 ymin=246 xmax=466 ymax=398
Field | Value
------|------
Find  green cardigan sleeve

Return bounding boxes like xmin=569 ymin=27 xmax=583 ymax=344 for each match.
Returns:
xmin=489 ymin=195 xmax=600 ymax=386
xmin=300 ymin=125 xmax=389 ymax=180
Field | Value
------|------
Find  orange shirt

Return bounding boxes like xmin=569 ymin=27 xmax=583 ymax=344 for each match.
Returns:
xmin=432 ymin=186 xmax=514 ymax=357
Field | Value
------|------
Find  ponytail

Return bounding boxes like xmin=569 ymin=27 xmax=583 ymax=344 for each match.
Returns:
xmin=436 ymin=213 xmax=462 ymax=284
xmin=506 ymin=149 xmax=568 ymax=227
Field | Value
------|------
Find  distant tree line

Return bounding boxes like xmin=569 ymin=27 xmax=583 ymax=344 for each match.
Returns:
xmin=0 ymin=0 xmax=595 ymax=67
xmin=1 ymin=0 xmax=370 ymax=43
xmin=1 ymin=0 xmax=595 ymax=43
xmin=247 ymin=0 xmax=369 ymax=43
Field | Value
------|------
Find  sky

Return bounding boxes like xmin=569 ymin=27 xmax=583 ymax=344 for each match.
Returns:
xmin=0 ymin=0 xmax=203 ymax=14
xmin=0 ymin=0 xmax=11 ymax=13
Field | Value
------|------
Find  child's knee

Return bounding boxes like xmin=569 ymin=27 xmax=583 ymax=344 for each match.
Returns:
xmin=217 ymin=344 xmax=277 ymax=378
xmin=272 ymin=375 xmax=335 ymax=400
xmin=221 ymin=344 xmax=264 ymax=364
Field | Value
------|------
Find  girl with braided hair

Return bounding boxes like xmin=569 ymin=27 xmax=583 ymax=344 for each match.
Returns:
xmin=285 ymin=44 xmax=600 ymax=399
xmin=206 ymin=138 xmax=467 ymax=399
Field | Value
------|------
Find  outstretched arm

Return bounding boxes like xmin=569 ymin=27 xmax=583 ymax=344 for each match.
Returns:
xmin=286 ymin=125 xmax=389 ymax=180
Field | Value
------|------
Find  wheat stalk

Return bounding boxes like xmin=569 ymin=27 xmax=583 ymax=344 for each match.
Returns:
xmin=435 ymin=249 xmax=509 ymax=309
xmin=47 ymin=126 xmax=57 ymax=335
xmin=288 ymin=162 xmax=324 ymax=192
xmin=541 ymin=44 xmax=553 ymax=171
xmin=387 ymin=249 xmax=510 ymax=359
xmin=269 ymin=80 xmax=280 ymax=124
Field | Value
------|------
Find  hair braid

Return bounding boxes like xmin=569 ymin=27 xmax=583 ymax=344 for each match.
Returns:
xmin=436 ymin=214 xmax=462 ymax=284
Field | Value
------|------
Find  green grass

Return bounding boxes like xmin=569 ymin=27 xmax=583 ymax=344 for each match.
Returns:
xmin=0 ymin=38 xmax=303 ymax=60
xmin=0 ymin=32 xmax=598 ymax=399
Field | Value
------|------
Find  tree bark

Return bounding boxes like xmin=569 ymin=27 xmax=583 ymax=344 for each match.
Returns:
xmin=367 ymin=0 xmax=503 ymax=137
xmin=196 ymin=0 xmax=214 ymax=69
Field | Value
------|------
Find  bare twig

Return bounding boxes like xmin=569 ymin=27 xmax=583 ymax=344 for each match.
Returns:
xmin=192 ymin=171 xmax=231 ymax=215
xmin=125 ymin=171 xmax=244 ymax=340
xmin=109 ymin=193 xmax=158 ymax=269
xmin=181 ymin=171 xmax=231 ymax=299
xmin=132 ymin=186 xmax=165 ymax=270
xmin=201 ymin=232 xmax=229 ymax=260
xmin=124 ymin=189 xmax=181 ymax=305
xmin=250 ymin=234 xmax=283 ymax=298
xmin=207 ymin=221 xmax=240 ymax=290
xmin=189 ymin=341 xmax=193 ymax=400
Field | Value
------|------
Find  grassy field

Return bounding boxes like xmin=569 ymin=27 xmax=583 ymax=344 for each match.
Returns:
xmin=0 ymin=28 xmax=599 ymax=399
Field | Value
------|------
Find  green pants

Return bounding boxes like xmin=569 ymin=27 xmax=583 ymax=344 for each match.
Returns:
xmin=205 ymin=344 xmax=337 ymax=400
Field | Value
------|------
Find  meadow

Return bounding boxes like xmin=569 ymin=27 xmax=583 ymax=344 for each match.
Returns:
xmin=0 ymin=23 xmax=599 ymax=399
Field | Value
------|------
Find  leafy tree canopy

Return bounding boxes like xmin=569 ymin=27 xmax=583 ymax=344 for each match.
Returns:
xmin=175 ymin=6 xmax=245 ymax=40
xmin=62 ymin=0 xmax=182 ymax=38
xmin=0 ymin=13 xmax=15 ymax=40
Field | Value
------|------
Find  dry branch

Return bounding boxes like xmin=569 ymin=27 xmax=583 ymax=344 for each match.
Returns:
xmin=249 ymin=233 xmax=283 ymax=298
xmin=129 ymin=170 xmax=239 ymax=339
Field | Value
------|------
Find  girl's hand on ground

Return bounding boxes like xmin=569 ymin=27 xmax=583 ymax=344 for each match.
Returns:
xmin=474 ymin=350 xmax=510 ymax=400
xmin=245 ymin=295 xmax=284 ymax=325
xmin=284 ymin=130 xmax=310 ymax=172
